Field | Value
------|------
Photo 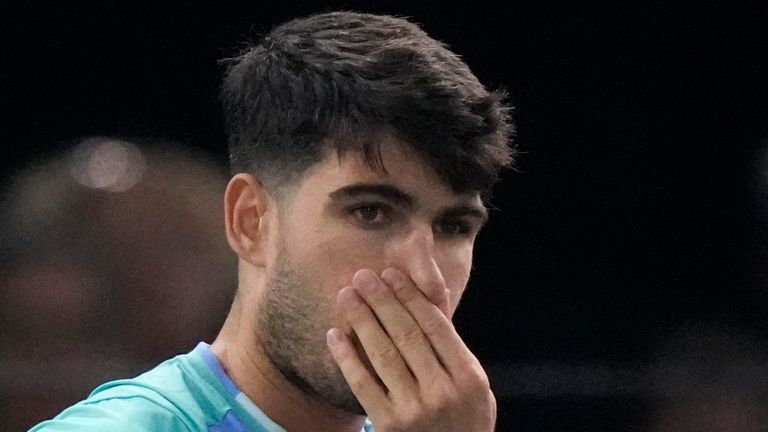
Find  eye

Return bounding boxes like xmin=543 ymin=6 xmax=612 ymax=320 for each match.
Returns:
xmin=349 ymin=203 xmax=390 ymax=227
xmin=434 ymin=219 xmax=473 ymax=236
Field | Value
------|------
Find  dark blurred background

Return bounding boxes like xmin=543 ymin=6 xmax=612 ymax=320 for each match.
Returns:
xmin=3 ymin=1 xmax=768 ymax=430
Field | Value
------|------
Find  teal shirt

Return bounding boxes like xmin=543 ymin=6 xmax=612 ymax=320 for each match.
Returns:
xmin=29 ymin=343 xmax=373 ymax=432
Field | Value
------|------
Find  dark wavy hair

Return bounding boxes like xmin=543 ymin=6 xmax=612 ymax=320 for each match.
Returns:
xmin=220 ymin=11 xmax=515 ymax=197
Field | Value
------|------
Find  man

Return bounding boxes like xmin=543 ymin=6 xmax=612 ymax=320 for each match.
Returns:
xmin=30 ymin=11 xmax=514 ymax=432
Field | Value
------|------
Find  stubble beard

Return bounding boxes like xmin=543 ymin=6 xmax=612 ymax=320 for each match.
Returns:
xmin=259 ymin=248 xmax=366 ymax=415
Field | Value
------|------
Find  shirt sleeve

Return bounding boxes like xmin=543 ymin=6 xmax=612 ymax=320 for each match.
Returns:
xmin=28 ymin=395 xmax=193 ymax=432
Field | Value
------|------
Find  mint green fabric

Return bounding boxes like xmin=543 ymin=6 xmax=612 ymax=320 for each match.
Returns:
xmin=28 ymin=346 xmax=274 ymax=432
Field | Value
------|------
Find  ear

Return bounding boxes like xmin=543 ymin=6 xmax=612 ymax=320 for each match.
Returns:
xmin=224 ymin=173 xmax=274 ymax=266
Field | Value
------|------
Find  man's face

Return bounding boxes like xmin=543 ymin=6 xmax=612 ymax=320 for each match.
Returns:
xmin=258 ymin=135 xmax=488 ymax=413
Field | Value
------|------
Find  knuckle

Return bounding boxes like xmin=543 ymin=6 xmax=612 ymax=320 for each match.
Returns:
xmin=370 ymin=344 xmax=401 ymax=365
xmin=392 ymin=327 xmax=424 ymax=350
xmin=424 ymin=387 xmax=459 ymax=413
xmin=461 ymin=364 xmax=491 ymax=390
xmin=488 ymin=390 xmax=498 ymax=410
xmin=436 ymin=389 xmax=458 ymax=407
xmin=473 ymin=366 xmax=492 ymax=387
xmin=421 ymin=281 xmax=443 ymax=297
xmin=399 ymin=404 xmax=426 ymax=429
xmin=421 ymin=315 xmax=449 ymax=337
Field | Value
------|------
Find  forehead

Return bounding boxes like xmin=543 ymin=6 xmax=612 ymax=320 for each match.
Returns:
xmin=295 ymin=136 xmax=482 ymax=207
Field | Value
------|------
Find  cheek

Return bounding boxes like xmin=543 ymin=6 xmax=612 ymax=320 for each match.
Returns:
xmin=311 ymin=233 xmax=387 ymax=283
xmin=290 ymin=229 xmax=388 ymax=322
xmin=286 ymin=208 xmax=387 ymax=281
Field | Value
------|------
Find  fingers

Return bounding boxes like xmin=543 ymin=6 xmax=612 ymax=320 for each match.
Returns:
xmin=351 ymin=269 xmax=446 ymax=383
xmin=325 ymin=326 xmax=390 ymax=415
xmin=330 ymin=268 xmax=495 ymax=431
xmin=380 ymin=268 xmax=484 ymax=380
xmin=335 ymin=286 xmax=418 ymax=399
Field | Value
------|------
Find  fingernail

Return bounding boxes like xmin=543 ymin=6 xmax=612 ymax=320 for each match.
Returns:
xmin=353 ymin=269 xmax=377 ymax=294
xmin=338 ymin=286 xmax=360 ymax=305
xmin=381 ymin=268 xmax=404 ymax=289
xmin=326 ymin=328 xmax=342 ymax=347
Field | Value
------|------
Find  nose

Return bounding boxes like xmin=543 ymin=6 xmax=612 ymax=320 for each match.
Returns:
xmin=387 ymin=225 xmax=449 ymax=315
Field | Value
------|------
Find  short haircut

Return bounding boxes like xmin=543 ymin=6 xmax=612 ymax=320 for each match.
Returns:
xmin=220 ymin=11 xmax=515 ymax=198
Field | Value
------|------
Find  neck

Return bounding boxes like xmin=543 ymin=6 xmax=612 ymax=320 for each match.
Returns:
xmin=211 ymin=292 xmax=366 ymax=432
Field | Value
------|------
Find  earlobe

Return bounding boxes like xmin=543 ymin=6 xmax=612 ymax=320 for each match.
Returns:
xmin=224 ymin=173 xmax=272 ymax=266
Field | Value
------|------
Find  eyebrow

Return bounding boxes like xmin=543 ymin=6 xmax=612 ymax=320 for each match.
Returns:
xmin=442 ymin=204 xmax=489 ymax=226
xmin=328 ymin=183 xmax=414 ymax=207
xmin=328 ymin=182 xmax=488 ymax=224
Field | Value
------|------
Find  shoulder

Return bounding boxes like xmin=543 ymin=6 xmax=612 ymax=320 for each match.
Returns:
xmin=28 ymin=391 xmax=193 ymax=432
xmin=29 ymin=349 xmax=219 ymax=432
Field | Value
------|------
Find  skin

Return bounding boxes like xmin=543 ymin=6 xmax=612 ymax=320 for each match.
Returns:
xmin=213 ymin=133 xmax=496 ymax=432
